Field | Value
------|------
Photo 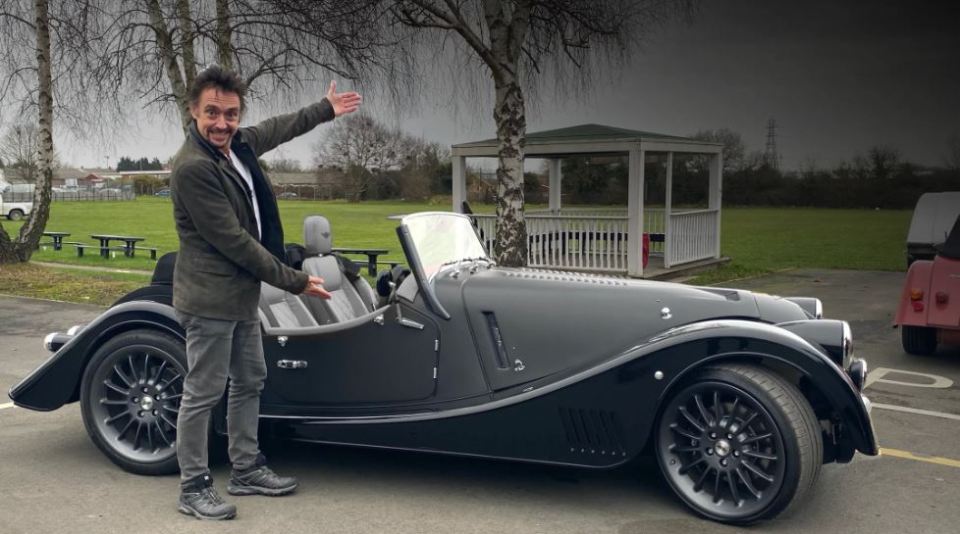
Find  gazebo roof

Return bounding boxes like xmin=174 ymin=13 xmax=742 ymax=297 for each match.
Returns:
xmin=452 ymin=123 xmax=721 ymax=151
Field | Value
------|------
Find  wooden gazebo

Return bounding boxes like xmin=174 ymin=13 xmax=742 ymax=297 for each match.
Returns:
xmin=451 ymin=124 xmax=725 ymax=278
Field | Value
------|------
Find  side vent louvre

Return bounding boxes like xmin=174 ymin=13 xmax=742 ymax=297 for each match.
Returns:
xmin=484 ymin=312 xmax=510 ymax=369
xmin=559 ymin=408 xmax=627 ymax=457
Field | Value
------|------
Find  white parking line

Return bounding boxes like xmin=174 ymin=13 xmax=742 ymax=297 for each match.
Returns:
xmin=873 ymin=402 xmax=960 ymax=421
xmin=0 ymin=402 xmax=15 ymax=411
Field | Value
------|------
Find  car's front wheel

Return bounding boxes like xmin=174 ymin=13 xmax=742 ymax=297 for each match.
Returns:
xmin=901 ymin=325 xmax=937 ymax=355
xmin=655 ymin=364 xmax=822 ymax=524
xmin=7 ymin=209 xmax=24 ymax=221
xmin=80 ymin=329 xmax=186 ymax=475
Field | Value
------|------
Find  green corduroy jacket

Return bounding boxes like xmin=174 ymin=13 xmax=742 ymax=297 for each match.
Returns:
xmin=170 ymin=99 xmax=335 ymax=320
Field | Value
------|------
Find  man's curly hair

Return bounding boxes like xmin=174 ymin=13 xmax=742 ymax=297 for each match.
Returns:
xmin=188 ymin=65 xmax=247 ymax=112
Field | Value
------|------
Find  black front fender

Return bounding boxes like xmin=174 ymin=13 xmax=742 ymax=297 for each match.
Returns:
xmin=8 ymin=301 xmax=183 ymax=411
xmin=641 ymin=319 xmax=878 ymax=457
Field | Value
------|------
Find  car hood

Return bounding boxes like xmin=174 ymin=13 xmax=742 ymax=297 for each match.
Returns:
xmin=447 ymin=267 xmax=809 ymax=390
xmin=458 ymin=267 xmax=807 ymax=323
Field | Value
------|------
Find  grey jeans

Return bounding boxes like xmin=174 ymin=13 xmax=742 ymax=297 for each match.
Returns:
xmin=175 ymin=310 xmax=267 ymax=482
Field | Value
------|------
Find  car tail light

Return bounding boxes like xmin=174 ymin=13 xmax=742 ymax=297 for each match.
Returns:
xmin=935 ymin=292 xmax=948 ymax=304
xmin=910 ymin=288 xmax=924 ymax=301
xmin=912 ymin=301 xmax=925 ymax=312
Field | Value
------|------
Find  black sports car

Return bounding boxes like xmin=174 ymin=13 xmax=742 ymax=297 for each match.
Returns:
xmin=9 ymin=212 xmax=877 ymax=524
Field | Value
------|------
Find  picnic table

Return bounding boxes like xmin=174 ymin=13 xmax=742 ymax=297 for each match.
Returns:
xmin=90 ymin=234 xmax=146 ymax=259
xmin=42 ymin=231 xmax=71 ymax=251
xmin=332 ymin=247 xmax=390 ymax=276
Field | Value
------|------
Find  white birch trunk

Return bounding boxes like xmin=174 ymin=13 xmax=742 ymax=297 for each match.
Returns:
xmin=492 ymin=78 xmax=528 ymax=266
xmin=145 ymin=0 xmax=191 ymax=132
xmin=215 ymin=0 xmax=234 ymax=71
xmin=0 ymin=0 xmax=53 ymax=263
xmin=484 ymin=0 xmax=531 ymax=267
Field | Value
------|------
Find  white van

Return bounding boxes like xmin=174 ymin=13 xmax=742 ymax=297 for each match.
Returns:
xmin=0 ymin=183 xmax=34 ymax=220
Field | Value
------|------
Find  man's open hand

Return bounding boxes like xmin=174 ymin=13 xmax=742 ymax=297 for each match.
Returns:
xmin=326 ymin=81 xmax=362 ymax=117
xmin=303 ymin=275 xmax=332 ymax=299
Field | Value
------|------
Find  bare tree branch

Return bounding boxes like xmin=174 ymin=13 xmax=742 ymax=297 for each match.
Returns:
xmin=391 ymin=0 xmax=698 ymax=266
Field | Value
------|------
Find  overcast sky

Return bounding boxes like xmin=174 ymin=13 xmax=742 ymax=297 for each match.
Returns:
xmin=59 ymin=0 xmax=960 ymax=171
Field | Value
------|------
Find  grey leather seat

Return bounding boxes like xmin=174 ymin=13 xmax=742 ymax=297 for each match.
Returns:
xmin=259 ymin=282 xmax=318 ymax=329
xmin=300 ymin=215 xmax=377 ymax=324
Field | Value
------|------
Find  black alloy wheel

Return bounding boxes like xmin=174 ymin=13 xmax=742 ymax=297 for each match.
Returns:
xmin=655 ymin=364 xmax=821 ymax=524
xmin=80 ymin=329 xmax=186 ymax=475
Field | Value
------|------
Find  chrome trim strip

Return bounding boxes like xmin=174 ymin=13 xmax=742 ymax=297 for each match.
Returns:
xmin=258 ymin=319 xmax=851 ymax=426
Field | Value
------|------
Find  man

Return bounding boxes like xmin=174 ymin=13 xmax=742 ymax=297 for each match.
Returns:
xmin=170 ymin=65 xmax=361 ymax=520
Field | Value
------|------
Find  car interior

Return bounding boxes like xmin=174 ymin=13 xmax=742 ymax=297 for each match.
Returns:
xmin=257 ymin=215 xmax=415 ymax=334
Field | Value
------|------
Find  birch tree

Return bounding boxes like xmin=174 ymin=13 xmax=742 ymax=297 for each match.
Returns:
xmin=92 ymin=0 xmax=406 ymax=133
xmin=0 ymin=0 xmax=408 ymax=263
xmin=393 ymin=0 xmax=695 ymax=266
xmin=0 ymin=0 xmax=57 ymax=263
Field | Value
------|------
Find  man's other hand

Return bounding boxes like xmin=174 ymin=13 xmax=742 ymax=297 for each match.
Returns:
xmin=326 ymin=81 xmax=362 ymax=117
xmin=303 ymin=275 xmax=332 ymax=299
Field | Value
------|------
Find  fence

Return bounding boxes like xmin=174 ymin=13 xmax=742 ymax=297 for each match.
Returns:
xmin=271 ymin=184 xmax=338 ymax=200
xmin=53 ymin=189 xmax=135 ymax=201
xmin=2 ymin=187 xmax=135 ymax=201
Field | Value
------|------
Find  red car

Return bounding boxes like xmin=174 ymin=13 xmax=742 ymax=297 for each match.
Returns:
xmin=895 ymin=214 xmax=960 ymax=354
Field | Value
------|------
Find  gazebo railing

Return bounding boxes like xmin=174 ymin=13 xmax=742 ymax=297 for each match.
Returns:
xmin=473 ymin=214 xmax=630 ymax=272
xmin=527 ymin=207 xmax=628 ymax=217
xmin=667 ymin=209 xmax=719 ymax=267
xmin=529 ymin=215 xmax=631 ymax=271
xmin=471 ymin=208 xmax=716 ymax=273
xmin=526 ymin=209 xmax=665 ymax=251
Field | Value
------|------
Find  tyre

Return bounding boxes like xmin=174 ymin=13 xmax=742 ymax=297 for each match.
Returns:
xmin=8 ymin=209 xmax=24 ymax=221
xmin=901 ymin=325 xmax=937 ymax=356
xmin=655 ymin=364 xmax=822 ymax=524
xmin=80 ymin=329 xmax=186 ymax=475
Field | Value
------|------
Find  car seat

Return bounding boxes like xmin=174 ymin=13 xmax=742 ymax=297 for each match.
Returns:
xmin=300 ymin=215 xmax=376 ymax=324
xmin=258 ymin=282 xmax=319 ymax=329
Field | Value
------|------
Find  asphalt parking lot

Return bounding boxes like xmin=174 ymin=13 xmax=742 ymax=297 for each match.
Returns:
xmin=1 ymin=269 xmax=958 ymax=534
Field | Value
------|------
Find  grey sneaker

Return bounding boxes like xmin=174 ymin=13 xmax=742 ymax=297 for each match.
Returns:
xmin=178 ymin=475 xmax=237 ymax=520
xmin=227 ymin=465 xmax=298 ymax=496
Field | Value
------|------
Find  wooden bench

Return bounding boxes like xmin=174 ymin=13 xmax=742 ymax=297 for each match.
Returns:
xmin=41 ymin=239 xmax=82 ymax=250
xmin=75 ymin=244 xmax=126 ymax=258
xmin=136 ymin=247 xmax=159 ymax=260
xmin=42 ymin=231 xmax=71 ymax=251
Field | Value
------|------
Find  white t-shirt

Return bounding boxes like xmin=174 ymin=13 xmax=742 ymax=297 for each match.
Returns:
xmin=228 ymin=149 xmax=262 ymax=239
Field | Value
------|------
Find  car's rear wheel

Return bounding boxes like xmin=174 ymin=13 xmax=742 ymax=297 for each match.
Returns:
xmin=7 ymin=209 xmax=24 ymax=221
xmin=80 ymin=329 xmax=186 ymax=475
xmin=655 ymin=364 xmax=822 ymax=524
xmin=901 ymin=325 xmax=938 ymax=355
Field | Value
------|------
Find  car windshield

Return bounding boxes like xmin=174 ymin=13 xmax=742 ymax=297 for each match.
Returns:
xmin=401 ymin=212 xmax=490 ymax=281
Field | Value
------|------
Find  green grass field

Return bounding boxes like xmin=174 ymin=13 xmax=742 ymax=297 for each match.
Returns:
xmin=0 ymin=198 xmax=911 ymax=293
xmin=4 ymin=197 xmax=441 ymax=271
xmin=696 ymin=207 xmax=911 ymax=283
